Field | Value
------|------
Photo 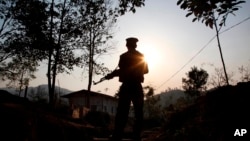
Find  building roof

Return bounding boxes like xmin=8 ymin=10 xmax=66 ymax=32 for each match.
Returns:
xmin=61 ymin=89 xmax=116 ymax=99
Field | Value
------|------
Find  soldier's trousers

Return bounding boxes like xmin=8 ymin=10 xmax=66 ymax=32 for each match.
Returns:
xmin=111 ymin=82 xmax=144 ymax=141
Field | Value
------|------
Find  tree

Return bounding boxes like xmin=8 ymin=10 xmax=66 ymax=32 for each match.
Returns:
xmin=182 ymin=66 xmax=209 ymax=99
xmin=4 ymin=0 xmax=56 ymax=105
xmin=0 ymin=56 xmax=37 ymax=97
xmin=143 ymin=86 xmax=161 ymax=119
xmin=45 ymin=0 xmax=146 ymax=108
xmin=0 ymin=0 xmax=146 ymax=108
xmin=0 ymin=0 xmax=48 ymax=97
xmin=177 ymin=0 xmax=246 ymax=86
xmin=238 ymin=65 xmax=250 ymax=82
xmin=208 ymin=66 xmax=234 ymax=88
xmin=46 ymin=0 xmax=75 ymax=107
xmin=0 ymin=0 xmax=16 ymax=63
xmin=29 ymin=85 xmax=48 ymax=103
xmin=69 ymin=0 xmax=118 ymax=108
xmin=1 ymin=0 xmax=81 ymax=107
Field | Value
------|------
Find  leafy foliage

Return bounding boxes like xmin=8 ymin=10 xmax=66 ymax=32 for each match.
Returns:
xmin=0 ymin=0 xmax=146 ymax=108
xmin=176 ymin=0 xmax=246 ymax=86
xmin=0 ymin=55 xmax=38 ymax=96
xmin=118 ymin=0 xmax=145 ymax=15
xmin=182 ymin=66 xmax=209 ymax=98
xmin=70 ymin=0 xmax=117 ymax=80
xmin=177 ymin=0 xmax=246 ymax=28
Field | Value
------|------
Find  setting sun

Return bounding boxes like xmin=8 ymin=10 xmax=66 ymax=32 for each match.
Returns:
xmin=140 ymin=45 xmax=162 ymax=69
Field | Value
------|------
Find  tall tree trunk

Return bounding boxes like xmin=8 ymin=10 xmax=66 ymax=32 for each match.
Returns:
xmin=47 ymin=0 xmax=67 ymax=108
xmin=24 ymin=85 xmax=28 ymax=98
xmin=213 ymin=16 xmax=229 ymax=85
xmin=18 ymin=71 xmax=24 ymax=96
xmin=86 ymin=31 xmax=93 ymax=109
xmin=51 ymin=0 xmax=67 ymax=108
xmin=48 ymin=0 xmax=54 ymax=108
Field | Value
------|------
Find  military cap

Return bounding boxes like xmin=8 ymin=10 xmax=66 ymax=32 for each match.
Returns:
xmin=126 ymin=37 xmax=139 ymax=44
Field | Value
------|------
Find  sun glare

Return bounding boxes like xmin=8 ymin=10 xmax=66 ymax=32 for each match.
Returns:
xmin=140 ymin=45 xmax=161 ymax=69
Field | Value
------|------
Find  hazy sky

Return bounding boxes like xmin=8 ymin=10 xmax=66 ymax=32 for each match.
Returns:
xmin=1 ymin=0 xmax=250 ymax=96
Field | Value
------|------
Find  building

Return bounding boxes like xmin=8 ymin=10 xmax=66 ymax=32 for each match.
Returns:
xmin=61 ymin=89 xmax=118 ymax=118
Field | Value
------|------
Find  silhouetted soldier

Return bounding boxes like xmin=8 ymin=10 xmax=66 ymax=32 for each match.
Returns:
xmin=105 ymin=37 xmax=149 ymax=141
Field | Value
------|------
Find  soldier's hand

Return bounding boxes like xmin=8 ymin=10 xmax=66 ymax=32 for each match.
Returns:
xmin=105 ymin=74 xmax=113 ymax=80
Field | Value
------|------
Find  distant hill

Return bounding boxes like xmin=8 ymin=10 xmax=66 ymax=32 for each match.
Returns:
xmin=1 ymin=85 xmax=186 ymax=107
xmin=154 ymin=89 xmax=186 ymax=108
xmin=0 ymin=84 xmax=73 ymax=101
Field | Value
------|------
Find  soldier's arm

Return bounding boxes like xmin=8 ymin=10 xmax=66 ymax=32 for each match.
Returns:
xmin=105 ymin=69 xmax=120 ymax=80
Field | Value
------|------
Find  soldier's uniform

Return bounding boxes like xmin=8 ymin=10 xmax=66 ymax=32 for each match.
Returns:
xmin=106 ymin=37 xmax=148 ymax=141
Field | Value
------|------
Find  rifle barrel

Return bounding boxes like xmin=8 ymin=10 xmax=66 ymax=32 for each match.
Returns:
xmin=93 ymin=77 xmax=106 ymax=85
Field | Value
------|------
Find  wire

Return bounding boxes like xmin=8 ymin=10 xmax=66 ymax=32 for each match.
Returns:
xmin=156 ymin=16 xmax=250 ymax=91
xmin=156 ymin=35 xmax=216 ymax=90
xmin=220 ymin=16 xmax=250 ymax=34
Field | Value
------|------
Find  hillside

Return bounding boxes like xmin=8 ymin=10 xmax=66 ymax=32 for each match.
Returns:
xmin=155 ymin=89 xmax=186 ymax=107
xmin=0 ymin=89 xmax=96 ymax=141
xmin=153 ymin=81 xmax=250 ymax=141
xmin=0 ymin=84 xmax=73 ymax=99
xmin=0 ymin=81 xmax=249 ymax=141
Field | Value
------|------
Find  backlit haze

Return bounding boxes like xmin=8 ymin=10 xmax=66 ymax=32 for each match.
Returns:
xmin=1 ymin=0 xmax=250 ymax=96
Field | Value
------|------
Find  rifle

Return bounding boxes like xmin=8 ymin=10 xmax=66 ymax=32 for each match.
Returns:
xmin=93 ymin=66 xmax=119 ymax=85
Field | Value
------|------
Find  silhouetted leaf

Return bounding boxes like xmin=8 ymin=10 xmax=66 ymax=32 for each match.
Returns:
xmin=180 ymin=2 xmax=188 ymax=9
xmin=177 ymin=0 xmax=245 ymax=28
xmin=219 ymin=22 xmax=223 ymax=27
xmin=209 ymin=22 xmax=213 ymax=29
xmin=186 ymin=12 xmax=192 ymax=17
xmin=232 ymin=8 xmax=239 ymax=11
xmin=192 ymin=18 xmax=197 ymax=22
xmin=177 ymin=0 xmax=183 ymax=5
